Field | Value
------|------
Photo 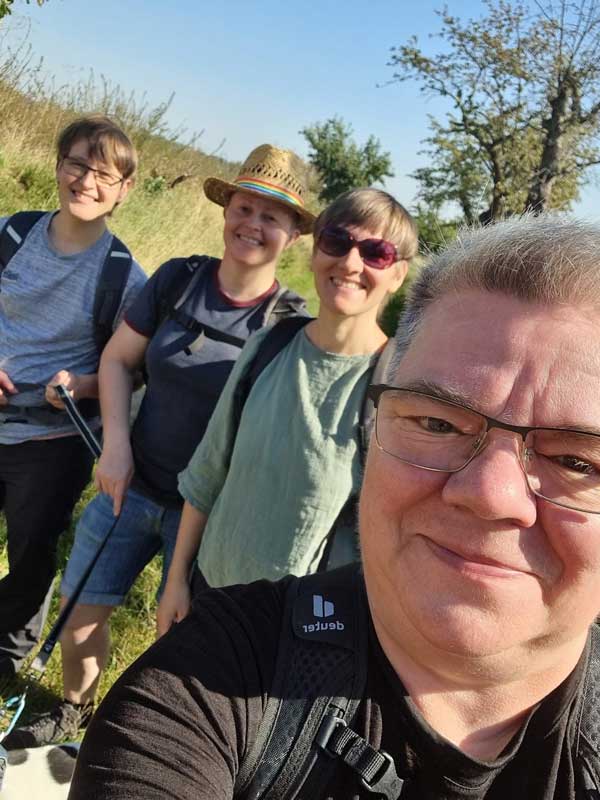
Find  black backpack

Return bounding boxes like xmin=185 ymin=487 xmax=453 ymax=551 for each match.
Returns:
xmin=0 ymin=210 xmax=133 ymax=355
xmin=153 ymin=254 xmax=308 ymax=352
xmin=0 ymin=210 xmax=133 ymax=426
xmin=234 ymin=564 xmax=600 ymax=799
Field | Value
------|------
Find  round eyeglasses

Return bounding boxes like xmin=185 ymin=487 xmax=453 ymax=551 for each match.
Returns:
xmin=368 ymin=385 xmax=600 ymax=514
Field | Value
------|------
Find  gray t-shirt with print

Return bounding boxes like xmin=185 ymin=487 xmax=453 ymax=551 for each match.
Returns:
xmin=0 ymin=212 xmax=147 ymax=444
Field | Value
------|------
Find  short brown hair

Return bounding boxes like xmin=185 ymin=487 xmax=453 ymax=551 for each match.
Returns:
xmin=57 ymin=115 xmax=137 ymax=179
xmin=313 ymin=188 xmax=418 ymax=261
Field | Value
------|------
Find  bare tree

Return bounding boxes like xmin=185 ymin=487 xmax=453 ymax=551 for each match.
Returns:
xmin=390 ymin=0 xmax=600 ymax=221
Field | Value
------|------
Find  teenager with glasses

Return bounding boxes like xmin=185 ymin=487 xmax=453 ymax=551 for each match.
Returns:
xmin=156 ymin=188 xmax=417 ymax=635
xmin=73 ymin=215 xmax=600 ymax=800
xmin=0 ymin=115 xmax=146 ymax=678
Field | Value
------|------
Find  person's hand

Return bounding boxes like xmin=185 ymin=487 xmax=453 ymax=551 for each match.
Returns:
xmin=45 ymin=370 xmax=81 ymax=409
xmin=156 ymin=576 xmax=191 ymax=638
xmin=95 ymin=441 xmax=134 ymax=516
xmin=0 ymin=370 xmax=17 ymax=407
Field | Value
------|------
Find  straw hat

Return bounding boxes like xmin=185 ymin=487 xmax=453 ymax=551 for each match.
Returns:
xmin=204 ymin=144 xmax=315 ymax=234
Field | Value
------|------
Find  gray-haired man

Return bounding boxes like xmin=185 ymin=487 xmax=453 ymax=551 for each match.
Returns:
xmin=71 ymin=216 xmax=600 ymax=799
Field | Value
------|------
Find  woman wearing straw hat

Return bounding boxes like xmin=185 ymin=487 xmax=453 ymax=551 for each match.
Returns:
xmin=5 ymin=144 xmax=314 ymax=749
xmin=156 ymin=187 xmax=418 ymax=634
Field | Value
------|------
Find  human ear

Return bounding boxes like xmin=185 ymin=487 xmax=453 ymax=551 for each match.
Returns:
xmin=284 ymin=228 xmax=301 ymax=249
xmin=116 ymin=177 xmax=133 ymax=205
xmin=389 ymin=259 xmax=409 ymax=293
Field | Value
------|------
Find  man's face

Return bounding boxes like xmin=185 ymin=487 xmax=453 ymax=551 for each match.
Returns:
xmin=360 ymin=289 xmax=600 ymax=664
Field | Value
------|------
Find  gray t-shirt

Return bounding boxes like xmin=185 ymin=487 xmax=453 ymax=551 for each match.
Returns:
xmin=179 ymin=327 xmax=376 ymax=585
xmin=0 ymin=212 xmax=146 ymax=444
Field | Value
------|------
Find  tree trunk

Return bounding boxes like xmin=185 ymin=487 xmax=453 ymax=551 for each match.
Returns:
xmin=525 ymin=82 xmax=569 ymax=212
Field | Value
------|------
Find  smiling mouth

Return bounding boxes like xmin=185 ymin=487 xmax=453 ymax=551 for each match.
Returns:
xmin=426 ymin=538 xmax=528 ymax=578
xmin=331 ymin=276 xmax=364 ymax=291
xmin=237 ymin=234 xmax=263 ymax=247
xmin=71 ymin=190 xmax=97 ymax=202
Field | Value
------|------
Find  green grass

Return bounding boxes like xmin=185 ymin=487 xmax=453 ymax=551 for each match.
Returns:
xmin=0 ymin=477 xmax=163 ymax=725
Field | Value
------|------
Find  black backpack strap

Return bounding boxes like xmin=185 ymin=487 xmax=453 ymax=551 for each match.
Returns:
xmin=0 ymin=210 xmax=46 ymax=272
xmin=319 ymin=339 xmax=396 ymax=573
xmin=156 ymin=255 xmax=211 ymax=330
xmin=232 ymin=316 xmax=311 ymax=429
xmin=576 ymin=625 xmax=600 ymax=795
xmin=156 ymin=255 xmax=248 ymax=349
xmin=235 ymin=565 xmax=374 ymax=800
xmin=358 ymin=338 xmax=395 ymax=462
xmin=92 ymin=234 xmax=132 ymax=354
xmin=263 ymin=285 xmax=308 ymax=324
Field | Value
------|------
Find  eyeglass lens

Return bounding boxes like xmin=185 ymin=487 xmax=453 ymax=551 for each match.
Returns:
xmin=318 ymin=226 xmax=397 ymax=269
xmin=62 ymin=158 xmax=121 ymax=187
xmin=375 ymin=389 xmax=600 ymax=513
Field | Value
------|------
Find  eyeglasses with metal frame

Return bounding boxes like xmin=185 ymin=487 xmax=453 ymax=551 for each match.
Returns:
xmin=61 ymin=157 xmax=124 ymax=188
xmin=368 ymin=384 xmax=600 ymax=514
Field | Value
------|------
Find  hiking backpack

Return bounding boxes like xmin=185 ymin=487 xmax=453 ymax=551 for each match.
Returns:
xmin=0 ymin=211 xmax=133 ymax=426
xmin=234 ymin=564 xmax=600 ymax=800
xmin=0 ymin=211 xmax=133 ymax=355
xmin=153 ymin=254 xmax=307 ymax=352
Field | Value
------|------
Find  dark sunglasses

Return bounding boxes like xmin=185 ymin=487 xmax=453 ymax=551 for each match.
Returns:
xmin=317 ymin=225 xmax=398 ymax=269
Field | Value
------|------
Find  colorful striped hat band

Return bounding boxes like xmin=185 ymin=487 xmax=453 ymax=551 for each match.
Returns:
xmin=234 ymin=178 xmax=305 ymax=209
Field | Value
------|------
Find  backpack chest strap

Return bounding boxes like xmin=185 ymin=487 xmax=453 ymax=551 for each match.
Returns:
xmin=168 ymin=309 xmax=247 ymax=349
xmin=316 ymin=712 xmax=405 ymax=799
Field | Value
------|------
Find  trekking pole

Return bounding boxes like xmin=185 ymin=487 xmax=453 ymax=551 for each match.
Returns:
xmin=0 ymin=385 xmax=120 ymax=740
xmin=30 ymin=385 xmax=119 ymax=674
xmin=53 ymin=384 xmax=102 ymax=459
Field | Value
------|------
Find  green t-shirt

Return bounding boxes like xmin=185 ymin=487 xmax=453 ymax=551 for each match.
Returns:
xmin=178 ymin=326 xmax=376 ymax=586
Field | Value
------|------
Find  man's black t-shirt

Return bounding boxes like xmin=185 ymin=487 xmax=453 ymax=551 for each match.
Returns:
xmin=70 ymin=578 xmax=591 ymax=799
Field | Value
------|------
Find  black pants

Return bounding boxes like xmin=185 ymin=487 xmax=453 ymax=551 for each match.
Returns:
xmin=0 ymin=436 xmax=94 ymax=673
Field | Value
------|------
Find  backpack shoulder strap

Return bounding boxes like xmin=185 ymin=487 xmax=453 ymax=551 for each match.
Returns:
xmin=235 ymin=565 xmax=370 ymax=800
xmin=575 ymin=624 xmax=600 ymax=794
xmin=155 ymin=255 xmax=213 ymax=330
xmin=263 ymin=285 xmax=308 ymax=324
xmin=92 ymin=234 xmax=133 ymax=354
xmin=0 ymin=210 xmax=46 ymax=271
xmin=358 ymin=338 xmax=395 ymax=462
xmin=317 ymin=339 xmax=396 ymax=572
xmin=232 ymin=316 xmax=311 ymax=429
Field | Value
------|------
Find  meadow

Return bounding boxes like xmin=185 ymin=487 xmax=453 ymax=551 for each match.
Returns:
xmin=0 ymin=34 xmax=410 ymax=722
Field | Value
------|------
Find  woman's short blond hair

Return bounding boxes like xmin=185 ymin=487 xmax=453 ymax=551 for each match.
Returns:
xmin=313 ymin=188 xmax=418 ymax=261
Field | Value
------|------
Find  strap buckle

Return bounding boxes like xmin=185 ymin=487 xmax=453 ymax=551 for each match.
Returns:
xmin=315 ymin=712 xmax=346 ymax=757
xmin=361 ymin=750 xmax=404 ymax=799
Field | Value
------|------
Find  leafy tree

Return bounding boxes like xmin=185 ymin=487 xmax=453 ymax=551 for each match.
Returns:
xmin=389 ymin=0 xmax=600 ymax=221
xmin=1 ymin=0 xmax=46 ymax=20
xmin=301 ymin=117 xmax=394 ymax=203
xmin=413 ymin=204 xmax=460 ymax=254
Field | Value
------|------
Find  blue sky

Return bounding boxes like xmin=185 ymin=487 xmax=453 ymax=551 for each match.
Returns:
xmin=3 ymin=0 xmax=599 ymax=219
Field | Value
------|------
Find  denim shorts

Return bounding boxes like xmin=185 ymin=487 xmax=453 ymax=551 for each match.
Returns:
xmin=61 ymin=488 xmax=182 ymax=606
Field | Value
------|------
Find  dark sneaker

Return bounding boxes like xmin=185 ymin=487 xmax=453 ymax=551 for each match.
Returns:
xmin=2 ymin=699 xmax=93 ymax=749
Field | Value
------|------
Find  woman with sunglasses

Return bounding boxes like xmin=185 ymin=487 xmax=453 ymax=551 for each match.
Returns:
xmin=157 ymin=188 xmax=418 ymax=634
